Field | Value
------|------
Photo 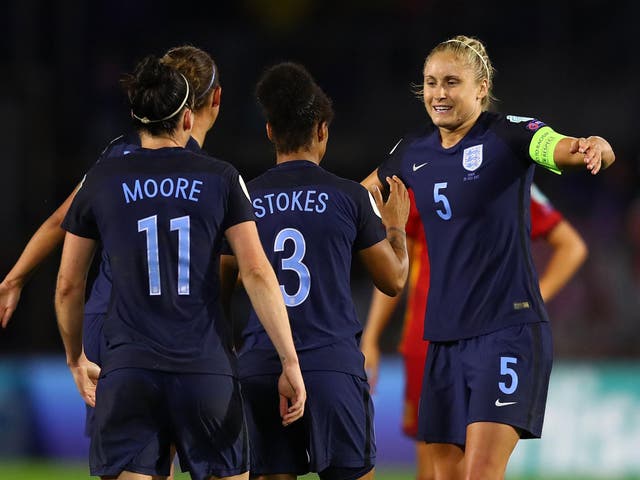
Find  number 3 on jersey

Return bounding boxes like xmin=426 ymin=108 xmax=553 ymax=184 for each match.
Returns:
xmin=433 ymin=182 xmax=452 ymax=220
xmin=274 ymin=228 xmax=311 ymax=307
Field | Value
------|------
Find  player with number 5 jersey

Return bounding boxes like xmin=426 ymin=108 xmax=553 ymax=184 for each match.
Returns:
xmin=221 ymin=62 xmax=409 ymax=480
xmin=363 ymin=35 xmax=614 ymax=479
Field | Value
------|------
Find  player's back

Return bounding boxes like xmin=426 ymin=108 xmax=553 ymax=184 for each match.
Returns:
xmin=239 ymin=160 xmax=385 ymax=377
xmin=65 ymin=146 xmax=252 ymax=376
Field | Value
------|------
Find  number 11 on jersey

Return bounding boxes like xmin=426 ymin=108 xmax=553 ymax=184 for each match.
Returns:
xmin=138 ymin=214 xmax=191 ymax=296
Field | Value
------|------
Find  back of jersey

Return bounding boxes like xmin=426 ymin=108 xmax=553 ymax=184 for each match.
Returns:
xmin=238 ymin=160 xmax=385 ymax=377
xmin=64 ymin=147 xmax=254 ymax=375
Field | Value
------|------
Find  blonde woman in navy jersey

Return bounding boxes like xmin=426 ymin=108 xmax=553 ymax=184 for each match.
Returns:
xmin=362 ymin=35 xmax=614 ymax=479
xmin=222 ymin=62 xmax=410 ymax=480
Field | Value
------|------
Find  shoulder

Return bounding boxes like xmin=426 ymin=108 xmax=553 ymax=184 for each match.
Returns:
xmin=488 ymin=112 xmax=549 ymax=135
xmin=318 ymin=167 xmax=371 ymax=199
xmin=98 ymin=132 xmax=141 ymax=162
xmin=394 ymin=123 xmax=438 ymax=153
xmin=186 ymin=150 xmax=240 ymax=177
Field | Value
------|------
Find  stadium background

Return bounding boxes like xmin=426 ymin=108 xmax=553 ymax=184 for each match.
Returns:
xmin=1 ymin=1 xmax=639 ymax=478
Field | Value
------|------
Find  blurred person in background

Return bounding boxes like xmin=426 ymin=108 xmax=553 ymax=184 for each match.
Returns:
xmin=56 ymin=55 xmax=305 ymax=480
xmin=362 ymin=34 xmax=614 ymax=479
xmin=220 ymin=62 xmax=410 ymax=480
xmin=360 ymin=184 xmax=587 ymax=480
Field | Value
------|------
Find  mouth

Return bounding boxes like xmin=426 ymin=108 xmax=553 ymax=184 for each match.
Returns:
xmin=432 ymin=105 xmax=452 ymax=113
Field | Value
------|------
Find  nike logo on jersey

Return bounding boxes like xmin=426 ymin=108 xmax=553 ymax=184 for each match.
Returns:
xmin=412 ymin=162 xmax=428 ymax=172
xmin=495 ymin=399 xmax=517 ymax=407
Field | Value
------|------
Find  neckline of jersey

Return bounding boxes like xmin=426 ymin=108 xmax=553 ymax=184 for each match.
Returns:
xmin=273 ymin=159 xmax=319 ymax=169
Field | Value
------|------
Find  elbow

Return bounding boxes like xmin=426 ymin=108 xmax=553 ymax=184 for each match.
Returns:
xmin=575 ymin=237 xmax=589 ymax=267
xmin=55 ymin=275 xmax=83 ymax=306
xmin=377 ymin=284 xmax=401 ymax=297
xmin=376 ymin=268 xmax=408 ymax=297
xmin=240 ymin=263 xmax=271 ymax=288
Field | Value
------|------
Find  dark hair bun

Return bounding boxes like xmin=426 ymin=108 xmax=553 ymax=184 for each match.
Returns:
xmin=256 ymin=62 xmax=334 ymax=153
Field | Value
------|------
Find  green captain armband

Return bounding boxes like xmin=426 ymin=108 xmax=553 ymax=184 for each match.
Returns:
xmin=528 ymin=126 xmax=566 ymax=175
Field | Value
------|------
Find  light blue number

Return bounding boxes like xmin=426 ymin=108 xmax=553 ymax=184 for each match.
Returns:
xmin=170 ymin=216 xmax=190 ymax=295
xmin=138 ymin=215 xmax=191 ymax=296
xmin=499 ymin=356 xmax=519 ymax=394
xmin=138 ymin=215 xmax=161 ymax=296
xmin=274 ymin=228 xmax=311 ymax=307
xmin=433 ymin=182 xmax=452 ymax=220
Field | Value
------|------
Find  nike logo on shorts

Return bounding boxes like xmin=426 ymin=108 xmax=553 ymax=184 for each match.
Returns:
xmin=412 ymin=162 xmax=428 ymax=172
xmin=495 ymin=399 xmax=517 ymax=407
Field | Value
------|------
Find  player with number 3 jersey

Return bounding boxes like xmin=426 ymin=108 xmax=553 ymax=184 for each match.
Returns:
xmin=222 ymin=63 xmax=409 ymax=480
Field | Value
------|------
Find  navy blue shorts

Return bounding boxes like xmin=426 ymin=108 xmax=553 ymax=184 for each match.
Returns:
xmin=90 ymin=368 xmax=248 ymax=480
xmin=241 ymin=371 xmax=375 ymax=478
xmin=417 ymin=322 xmax=553 ymax=445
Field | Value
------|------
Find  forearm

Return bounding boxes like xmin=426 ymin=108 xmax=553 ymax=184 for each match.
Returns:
xmin=386 ymin=226 xmax=409 ymax=291
xmin=242 ymin=265 xmax=299 ymax=366
xmin=4 ymin=188 xmax=78 ymax=286
xmin=4 ymin=221 xmax=66 ymax=287
xmin=539 ymin=247 xmax=587 ymax=302
xmin=362 ymin=287 xmax=401 ymax=345
xmin=55 ymin=232 xmax=95 ymax=365
xmin=55 ymin=285 xmax=85 ymax=366
xmin=539 ymin=220 xmax=588 ymax=302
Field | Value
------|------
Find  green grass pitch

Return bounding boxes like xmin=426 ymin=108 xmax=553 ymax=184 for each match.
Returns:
xmin=0 ymin=461 xmax=637 ymax=480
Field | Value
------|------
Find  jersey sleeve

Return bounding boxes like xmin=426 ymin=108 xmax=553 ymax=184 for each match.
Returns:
xmin=353 ymin=185 xmax=387 ymax=251
xmin=97 ymin=132 xmax=140 ymax=163
xmin=503 ymin=115 xmax=565 ymax=175
xmin=221 ymin=169 xmax=255 ymax=232
xmin=530 ymin=184 xmax=563 ymax=239
xmin=62 ymin=173 xmax=100 ymax=239
xmin=377 ymin=138 xmax=405 ymax=185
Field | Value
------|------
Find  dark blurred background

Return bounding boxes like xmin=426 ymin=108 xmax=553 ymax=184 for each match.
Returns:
xmin=1 ymin=0 xmax=639 ymax=358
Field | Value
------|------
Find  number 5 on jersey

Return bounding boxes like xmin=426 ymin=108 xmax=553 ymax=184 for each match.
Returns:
xmin=434 ymin=182 xmax=452 ymax=220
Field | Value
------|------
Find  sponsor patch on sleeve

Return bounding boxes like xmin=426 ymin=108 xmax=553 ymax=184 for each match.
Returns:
xmin=506 ymin=115 xmax=534 ymax=123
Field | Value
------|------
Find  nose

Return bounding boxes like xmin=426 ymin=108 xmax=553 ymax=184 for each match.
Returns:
xmin=435 ymin=85 xmax=447 ymax=99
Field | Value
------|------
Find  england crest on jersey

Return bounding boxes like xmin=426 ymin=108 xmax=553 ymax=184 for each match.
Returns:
xmin=462 ymin=144 xmax=483 ymax=171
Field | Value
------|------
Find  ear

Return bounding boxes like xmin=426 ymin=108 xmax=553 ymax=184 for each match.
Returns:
xmin=211 ymin=86 xmax=222 ymax=107
xmin=477 ymin=78 xmax=489 ymax=101
xmin=317 ymin=122 xmax=329 ymax=142
xmin=266 ymin=123 xmax=274 ymax=142
xmin=183 ymin=108 xmax=194 ymax=131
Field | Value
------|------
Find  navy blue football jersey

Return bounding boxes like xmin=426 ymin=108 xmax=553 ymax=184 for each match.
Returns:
xmin=378 ymin=111 xmax=555 ymax=341
xmin=237 ymin=160 xmax=386 ymax=378
xmin=63 ymin=146 xmax=254 ymax=375
xmin=84 ymin=134 xmax=202 ymax=315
